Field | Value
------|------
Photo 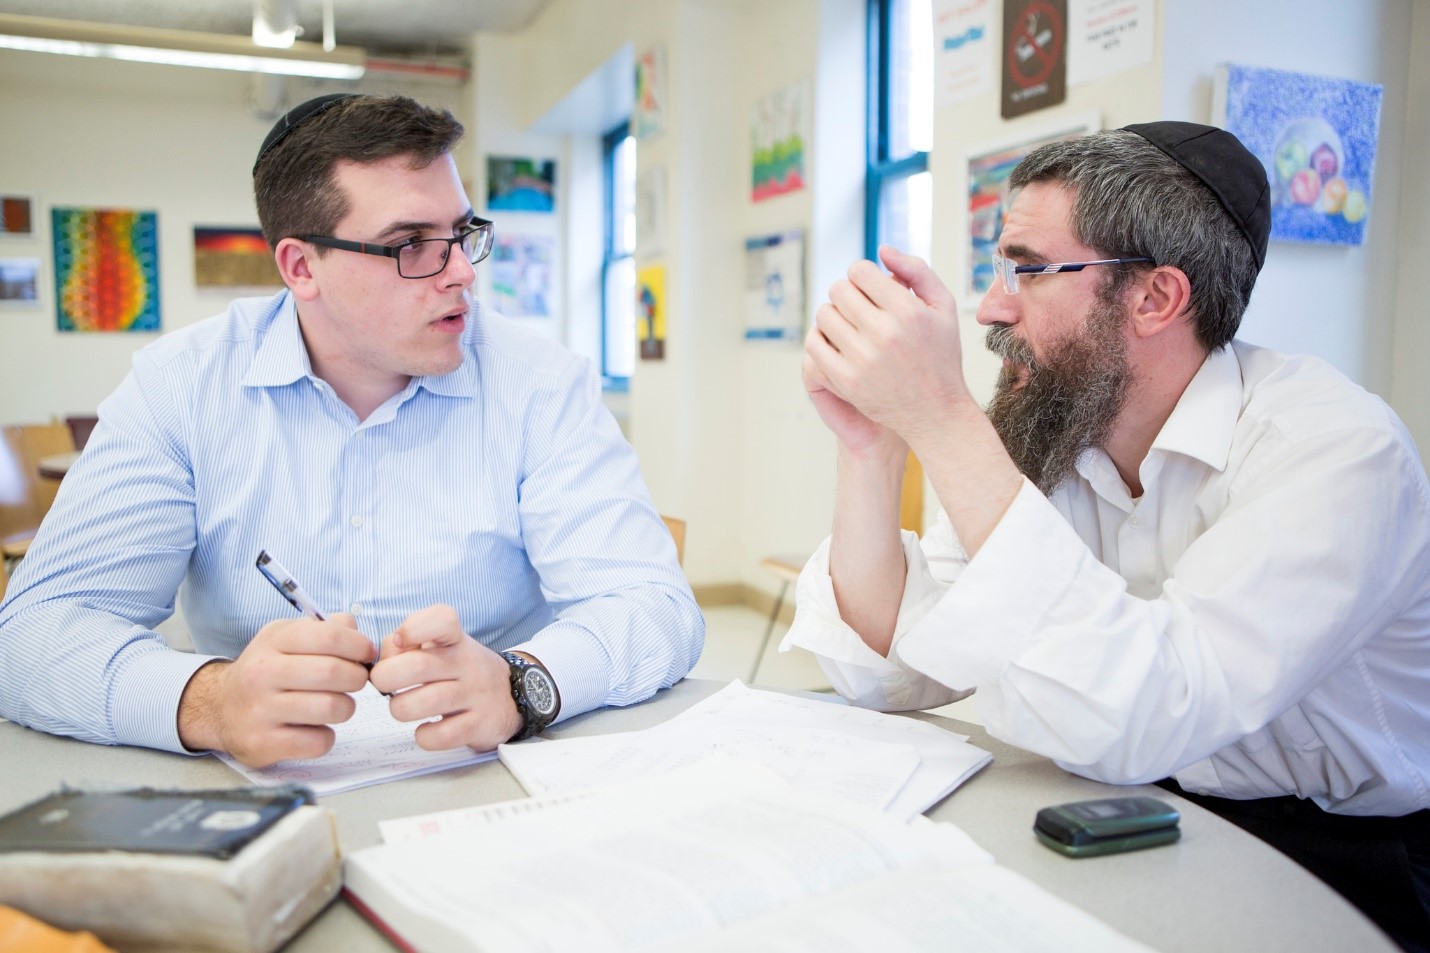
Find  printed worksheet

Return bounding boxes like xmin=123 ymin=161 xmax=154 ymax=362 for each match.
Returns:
xmin=499 ymin=681 xmax=990 ymax=819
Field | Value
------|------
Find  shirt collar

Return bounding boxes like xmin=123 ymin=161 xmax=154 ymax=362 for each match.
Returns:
xmin=241 ymin=292 xmax=311 ymax=388
xmin=241 ymin=293 xmax=482 ymax=399
xmin=1148 ymin=342 xmax=1244 ymax=472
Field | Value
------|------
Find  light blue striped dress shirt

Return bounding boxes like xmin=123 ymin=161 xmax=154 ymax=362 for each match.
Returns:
xmin=0 ymin=291 xmax=703 ymax=753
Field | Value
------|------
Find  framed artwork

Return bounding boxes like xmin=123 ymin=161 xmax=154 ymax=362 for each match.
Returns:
xmin=1 ymin=195 xmax=34 ymax=236
xmin=52 ymin=207 xmax=160 ymax=333
xmin=633 ymin=45 xmax=667 ymax=140
xmin=193 ymin=226 xmax=280 ymax=290
xmin=635 ymin=165 xmax=667 ymax=259
xmin=0 ymin=257 xmax=40 ymax=307
xmin=965 ymin=112 xmax=1099 ymax=297
xmin=751 ymin=80 xmax=809 ymax=202
xmin=1215 ymin=64 xmax=1383 ymax=248
xmin=486 ymin=156 xmax=556 ymax=214
xmin=489 ymin=234 xmax=555 ymax=318
xmin=636 ymin=263 xmax=666 ymax=361
xmin=744 ymin=231 xmax=805 ymax=342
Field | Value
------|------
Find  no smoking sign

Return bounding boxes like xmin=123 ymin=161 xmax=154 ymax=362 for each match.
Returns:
xmin=1001 ymin=0 xmax=1067 ymax=119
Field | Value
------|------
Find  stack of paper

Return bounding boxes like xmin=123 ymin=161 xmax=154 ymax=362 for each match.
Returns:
xmin=347 ymin=758 xmax=1155 ymax=953
xmin=498 ymin=681 xmax=990 ymax=819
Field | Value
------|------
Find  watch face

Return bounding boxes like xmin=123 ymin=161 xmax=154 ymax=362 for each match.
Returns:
xmin=522 ymin=667 xmax=558 ymax=716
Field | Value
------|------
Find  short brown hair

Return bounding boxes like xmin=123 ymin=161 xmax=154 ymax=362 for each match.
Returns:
xmin=252 ymin=95 xmax=464 ymax=250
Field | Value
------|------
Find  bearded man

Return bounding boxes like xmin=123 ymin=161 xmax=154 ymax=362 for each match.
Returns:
xmin=790 ymin=121 xmax=1430 ymax=951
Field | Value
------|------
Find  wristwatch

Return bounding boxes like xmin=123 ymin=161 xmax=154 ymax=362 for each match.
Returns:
xmin=502 ymin=651 xmax=560 ymax=742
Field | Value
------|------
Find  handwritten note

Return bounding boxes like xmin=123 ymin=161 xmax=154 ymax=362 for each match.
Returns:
xmin=217 ymin=684 xmax=496 ymax=796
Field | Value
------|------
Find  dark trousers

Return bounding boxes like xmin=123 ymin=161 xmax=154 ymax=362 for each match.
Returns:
xmin=1158 ymin=780 xmax=1430 ymax=953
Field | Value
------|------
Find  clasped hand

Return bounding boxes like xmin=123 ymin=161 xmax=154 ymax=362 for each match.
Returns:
xmin=802 ymin=245 xmax=972 ymax=453
xmin=181 ymin=605 xmax=518 ymax=768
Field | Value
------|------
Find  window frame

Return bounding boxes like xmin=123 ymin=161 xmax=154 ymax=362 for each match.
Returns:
xmin=865 ymin=0 xmax=930 ymax=261
xmin=600 ymin=121 xmax=633 ymax=393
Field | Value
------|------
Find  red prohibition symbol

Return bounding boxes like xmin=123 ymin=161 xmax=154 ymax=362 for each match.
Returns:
xmin=1007 ymin=1 xmax=1064 ymax=88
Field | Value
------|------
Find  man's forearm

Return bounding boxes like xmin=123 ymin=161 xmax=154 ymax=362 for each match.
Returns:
xmin=906 ymin=398 xmax=1023 ymax=559
xmin=829 ymin=442 xmax=908 ymax=657
xmin=177 ymin=660 xmax=230 ymax=753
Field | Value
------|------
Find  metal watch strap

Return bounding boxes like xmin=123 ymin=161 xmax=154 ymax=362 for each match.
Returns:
xmin=502 ymin=651 xmax=558 ymax=742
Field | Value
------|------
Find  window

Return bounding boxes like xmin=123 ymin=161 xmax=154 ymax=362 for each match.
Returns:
xmin=601 ymin=123 xmax=636 ymax=390
xmin=866 ymin=0 xmax=932 ymax=262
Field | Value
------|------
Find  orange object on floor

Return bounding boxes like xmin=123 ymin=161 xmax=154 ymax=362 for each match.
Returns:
xmin=0 ymin=906 xmax=115 ymax=953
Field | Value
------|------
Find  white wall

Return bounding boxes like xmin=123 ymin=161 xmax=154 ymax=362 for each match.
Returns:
xmin=1162 ymin=0 xmax=1413 ymax=404
xmin=2 ymin=0 xmax=1424 ymax=601
xmin=1392 ymin=3 xmax=1430 ymax=461
xmin=0 ymin=51 xmax=468 ymax=424
xmin=504 ymin=0 xmax=862 ymax=591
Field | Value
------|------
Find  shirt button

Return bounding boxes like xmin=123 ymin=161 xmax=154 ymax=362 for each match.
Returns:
xmin=351 ymin=514 xmax=364 ymax=528
xmin=1127 ymin=516 xmax=1141 ymax=528
xmin=350 ymin=602 xmax=362 ymax=615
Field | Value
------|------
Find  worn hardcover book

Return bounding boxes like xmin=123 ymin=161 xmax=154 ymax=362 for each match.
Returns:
xmin=0 ymin=785 xmax=341 ymax=953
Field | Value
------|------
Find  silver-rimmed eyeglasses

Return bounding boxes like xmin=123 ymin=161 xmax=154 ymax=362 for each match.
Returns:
xmin=297 ymin=216 xmax=495 ymax=279
xmin=991 ymin=251 xmax=1155 ymax=295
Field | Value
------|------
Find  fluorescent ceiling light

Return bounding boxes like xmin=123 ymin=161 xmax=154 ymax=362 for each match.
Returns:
xmin=0 ymin=12 xmax=364 ymax=80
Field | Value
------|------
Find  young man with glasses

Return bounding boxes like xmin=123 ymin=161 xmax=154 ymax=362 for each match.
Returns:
xmin=793 ymin=121 xmax=1429 ymax=949
xmin=0 ymin=94 xmax=702 ymax=770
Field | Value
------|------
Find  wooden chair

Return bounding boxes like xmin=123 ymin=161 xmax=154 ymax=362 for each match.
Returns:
xmin=660 ymin=515 xmax=686 ymax=567
xmin=0 ymin=422 xmax=76 ymax=573
xmin=750 ymin=554 xmax=804 ymax=685
xmin=65 ymin=414 xmax=100 ymax=452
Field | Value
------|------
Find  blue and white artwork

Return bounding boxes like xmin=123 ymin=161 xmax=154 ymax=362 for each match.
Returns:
xmin=1217 ymin=64 xmax=1382 ymax=247
xmin=485 ymin=156 xmax=556 ymax=214
xmin=744 ymin=231 xmax=804 ymax=342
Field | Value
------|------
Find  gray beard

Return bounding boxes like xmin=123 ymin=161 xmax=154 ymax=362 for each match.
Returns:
xmin=984 ymin=302 xmax=1131 ymax=496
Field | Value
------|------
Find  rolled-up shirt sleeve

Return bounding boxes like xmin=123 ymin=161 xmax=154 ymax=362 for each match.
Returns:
xmin=780 ymin=513 xmax=974 ymax=713
xmin=792 ymin=413 xmax=1430 ymax=793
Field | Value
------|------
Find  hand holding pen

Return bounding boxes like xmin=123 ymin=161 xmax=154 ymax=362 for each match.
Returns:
xmin=256 ymin=549 xmax=377 ymax=667
xmin=176 ymin=553 xmax=377 ymax=768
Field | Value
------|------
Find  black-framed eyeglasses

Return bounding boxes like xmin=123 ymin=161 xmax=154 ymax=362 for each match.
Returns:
xmin=992 ymin=251 xmax=1155 ymax=295
xmin=297 ymin=216 xmax=495 ymax=279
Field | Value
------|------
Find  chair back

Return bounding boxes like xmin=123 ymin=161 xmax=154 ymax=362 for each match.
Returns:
xmin=0 ymin=422 xmax=76 ymax=563
xmin=660 ymin=515 xmax=686 ymax=567
xmin=65 ymin=414 xmax=99 ymax=451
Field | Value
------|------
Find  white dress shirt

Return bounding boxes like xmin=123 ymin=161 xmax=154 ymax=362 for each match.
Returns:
xmin=0 ymin=292 xmax=703 ymax=753
xmin=785 ymin=341 xmax=1430 ymax=816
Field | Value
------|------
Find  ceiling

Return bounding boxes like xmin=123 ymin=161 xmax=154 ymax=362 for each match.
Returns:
xmin=0 ymin=0 xmax=553 ymax=57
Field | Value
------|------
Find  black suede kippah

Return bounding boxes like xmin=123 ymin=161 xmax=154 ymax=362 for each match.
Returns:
xmin=1124 ymin=121 xmax=1271 ymax=270
xmin=252 ymin=93 xmax=360 ymax=175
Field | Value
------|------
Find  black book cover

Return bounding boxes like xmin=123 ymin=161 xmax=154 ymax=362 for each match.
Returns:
xmin=0 ymin=785 xmax=315 ymax=860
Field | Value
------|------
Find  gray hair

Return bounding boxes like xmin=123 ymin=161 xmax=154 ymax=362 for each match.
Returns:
xmin=1007 ymin=129 xmax=1259 ymax=351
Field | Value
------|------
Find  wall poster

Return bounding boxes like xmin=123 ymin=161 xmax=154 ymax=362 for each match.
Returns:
xmin=1000 ymin=0 xmax=1068 ymax=119
xmin=965 ymin=113 xmax=1099 ymax=297
xmin=636 ymin=263 xmax=666 ymax=361
xmin=52 ymin=207 xmax=160 ymax=333
xmin=490 ymin=233 xmax=555 ymax=318
xmin=744 ymin=231 xmax=805 ymax=342
xmin=1215 ymin=63 xmax=1383 ymax=248
xmin=193 ymin=226 xmax=280 ymax=290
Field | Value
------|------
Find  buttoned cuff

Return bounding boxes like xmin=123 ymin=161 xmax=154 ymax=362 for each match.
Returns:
xmin=109 ymin=644 xmax=228 ymax=754
xmin=513 ymin=621 xmax=609 ymax=725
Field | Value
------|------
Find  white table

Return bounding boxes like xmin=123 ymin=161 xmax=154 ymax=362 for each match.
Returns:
xmin=0 ymin=679 xmax=1395 ymax=951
